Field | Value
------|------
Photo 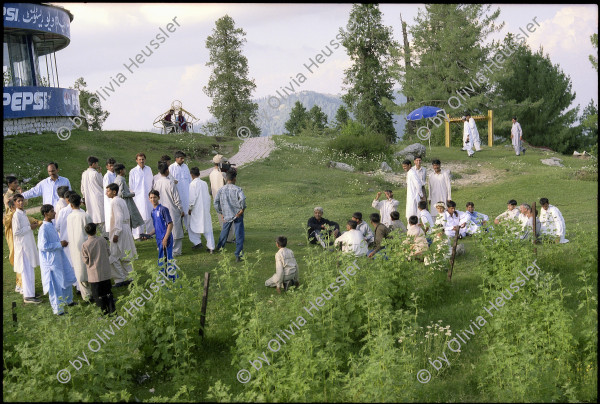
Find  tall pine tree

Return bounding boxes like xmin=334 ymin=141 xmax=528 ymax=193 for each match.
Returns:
xmin=204 ymin=15 xmax=259 ymax=137
xmin=393 ymin=4 xmax=502 ymax=143
xmin=494 ymin=33 xmax=579 ymax=153
xmin=340 ymin=4 xmax=398 ymax=143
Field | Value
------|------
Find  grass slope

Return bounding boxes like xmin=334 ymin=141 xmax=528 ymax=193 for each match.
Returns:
xmin=2 ymin=131 xmax=597 ymax=402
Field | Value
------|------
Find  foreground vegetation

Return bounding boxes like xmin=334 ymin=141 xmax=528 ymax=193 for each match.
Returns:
xmin=3 ymin=131 xmax=597 ymax=401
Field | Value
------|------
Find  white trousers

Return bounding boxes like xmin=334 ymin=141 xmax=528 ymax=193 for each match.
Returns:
xmin=173 ymin=238 xmax=183 ymax=256
xmin=21 ymin=255 xmax=36 ymax=298
xmin=188 ymin=228 xmax=215 ymax=250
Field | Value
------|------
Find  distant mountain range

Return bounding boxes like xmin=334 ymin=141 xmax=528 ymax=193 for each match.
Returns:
xmin=152 ymin=90 xmax=407 ymax=139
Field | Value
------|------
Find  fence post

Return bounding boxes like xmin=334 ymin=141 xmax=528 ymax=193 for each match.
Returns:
xmin=199 ymin=272 xmax=211 ymax=337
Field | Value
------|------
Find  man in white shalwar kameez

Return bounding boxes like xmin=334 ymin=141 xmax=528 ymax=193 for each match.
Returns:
xmin=106 ymin=184 xmax=137 ymax=286
xmin=38 ymin=205 xmax=77 ymax=315
xmin=466 ymin=113 xmax=481 ymax=151
xmin=510 ymin=117 xmax=524 ymax=156
xmin=153 ymin=162 xmax=185 ymax=256
xmin=428 ymin=159 xmax=452 ymax=208
xmin=334 ymin=221 xmax=369 ymax=257
xmin=103 ymin=158 xmax=116 ymax=233
xmin=372 ymin=189 xmax=400 ymax=227
xmin=12 ymin=194 xmax=42 ymax=303
xmin=401 ymin=160 xmax=424 ymax=222
xmin=66 ymin=194 xmax=93 ymax=301
xmin=462 ymin=116 xmax=474 ymax=157
xmin=188 ymin=167 xmax=215 ymax=251
xmin=81 ymin=156 xmax=105 ymax=236
xmin=129 ymin=153 xmax=154 ymax=239
xmin=169 ymin=151 xmax=192 ymax=230
xmin=539 ymin=198 xmax=568 ymax=243
xmin=55 ymin=191 xmax=75 ymax=268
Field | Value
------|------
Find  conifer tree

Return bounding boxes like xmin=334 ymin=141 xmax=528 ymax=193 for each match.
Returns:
xmin=284 ymin=101 xmax=308 ymax=136
xmin=204 ymin=15 xmax=259 ymax=137
xmin=340 ymin=4 xmax=398 ymax=143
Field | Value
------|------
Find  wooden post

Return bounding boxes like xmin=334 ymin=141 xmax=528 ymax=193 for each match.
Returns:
xmin=532 ymin=201 xmax=538 ymax=254
xmin=199 ymin=272 xmax=211 ymax=337
xmin=12 ymin=301 xmax=17 ymax=324
xmin=448 ymin=230 xmax=460 ymax=281
xmin=488 ymin=110 xmax=493 ymax=147
xmin=445 ymin=114 xmax=450 ymax=148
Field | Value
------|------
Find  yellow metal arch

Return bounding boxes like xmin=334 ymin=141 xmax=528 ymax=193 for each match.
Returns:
xmin=444 ymin=110 xmax=493 ymax=148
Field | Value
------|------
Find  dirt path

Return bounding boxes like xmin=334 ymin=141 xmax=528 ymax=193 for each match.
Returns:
xmin=365 ymin=161 xmax=501 ymax=188
xmin=199 ymin=136 xmax=276 ymax=177
xmin=24 ymin=137 xmax=277 ymax=215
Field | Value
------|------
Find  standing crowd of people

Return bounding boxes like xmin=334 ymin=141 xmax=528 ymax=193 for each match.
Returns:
xmin=3 ymin=152 xmax=246 ymax=315
xmin=3 ymin=145 xmax=569 ymax=313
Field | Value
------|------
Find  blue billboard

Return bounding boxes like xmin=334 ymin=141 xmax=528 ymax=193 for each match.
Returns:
xmin=3 ymin=3 xmax=71 ymax=39
xmin=3 ymin=87 xmax=80 ymax=119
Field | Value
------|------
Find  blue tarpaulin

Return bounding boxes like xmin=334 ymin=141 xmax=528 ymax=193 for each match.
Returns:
xmin=406 ymin=106 xmax=443 ymax=121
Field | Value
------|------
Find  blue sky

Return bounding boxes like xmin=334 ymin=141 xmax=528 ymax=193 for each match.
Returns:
xmin=53 ymin=3 xmax=598 ymax=131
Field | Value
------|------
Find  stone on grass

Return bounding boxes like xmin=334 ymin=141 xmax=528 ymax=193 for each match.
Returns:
xmin=540 ymin=157 xmax=564 ymax=167
xmin=395 ymin=143 xmax=426 ymax=160
xmin=380 ymin=162 xmax=393 ymax=172
xmin=328 ymin=161 xmax=355 ymax=172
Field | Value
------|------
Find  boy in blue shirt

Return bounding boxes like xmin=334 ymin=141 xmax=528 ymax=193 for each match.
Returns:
xmin=147 ymin=190 xmax=178 ymax=282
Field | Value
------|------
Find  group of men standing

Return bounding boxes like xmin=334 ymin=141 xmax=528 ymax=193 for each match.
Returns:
xmin=4 ymin=151 xmax=247 ymax=314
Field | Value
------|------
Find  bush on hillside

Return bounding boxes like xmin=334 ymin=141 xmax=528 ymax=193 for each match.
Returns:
xmin=328 ymin=121 xmax=388 ymax=158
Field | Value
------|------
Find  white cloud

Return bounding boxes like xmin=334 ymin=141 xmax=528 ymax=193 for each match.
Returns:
xmin=528 ymin=6 xmax=597 ymax=56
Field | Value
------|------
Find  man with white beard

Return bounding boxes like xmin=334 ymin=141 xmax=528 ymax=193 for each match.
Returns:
xmin=169 ymin=151 xmax=192 ymax=230
xmin=81 ymin=156 xmax=105 ymax=236
xmin=129 ymin=153 xmax=154 ymax=240
xmin=188 ymin=167 xmax=215 ymax=252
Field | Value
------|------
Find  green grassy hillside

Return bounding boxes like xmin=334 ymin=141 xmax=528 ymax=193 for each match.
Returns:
xmin=3 ymin=131 xmax=597 ymax=402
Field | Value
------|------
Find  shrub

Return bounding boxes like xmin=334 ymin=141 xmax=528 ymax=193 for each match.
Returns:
xmin=328 ymin=121 xmax=388 ymax=158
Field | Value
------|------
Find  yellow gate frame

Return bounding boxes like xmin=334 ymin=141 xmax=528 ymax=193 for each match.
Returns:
xmin=444 ymin=110 xmax=493 ymax=148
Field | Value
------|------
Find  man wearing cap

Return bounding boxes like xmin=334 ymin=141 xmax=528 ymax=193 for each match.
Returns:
xmin=494 ymin=200 xmax=520 ymax=225
xmin=466 ymin=113 xmax=481 ymax=152
xmin=511 ymin=117 xmax=525 ymax=156
xmin=209 ymin=155 xmax=234 ymax=242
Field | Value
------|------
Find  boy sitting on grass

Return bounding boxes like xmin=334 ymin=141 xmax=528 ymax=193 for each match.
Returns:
xmin=265 ymin=236 xmax=299 ymax=294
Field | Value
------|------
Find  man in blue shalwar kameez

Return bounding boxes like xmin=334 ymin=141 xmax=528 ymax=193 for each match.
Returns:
xmin=147 ymin=190 xmax=178 ymax=282
xmin=38 ymin=205 xmax=77 ymax=315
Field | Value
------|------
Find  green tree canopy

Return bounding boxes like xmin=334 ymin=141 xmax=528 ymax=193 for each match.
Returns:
xmin=334 ymin=105 xmax=350 ymax=129
xmin=73 ymin=77 xmax=109 ymax=131
xmin=284 ymin=101 xmax=308 ymax=136
xmin=494 ymin=34 xmax=579 ymax=153
xmin=393 ymin=4 xmax=502 ymax=144
xmin=340 ymin=4 xmax=398 ymax=143
xmin=204 ymin=15 xmax=259 ymax=137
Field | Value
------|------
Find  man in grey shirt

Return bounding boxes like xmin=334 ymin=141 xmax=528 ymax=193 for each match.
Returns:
xmin=214 ymin=170 xmax=246 ymax=262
